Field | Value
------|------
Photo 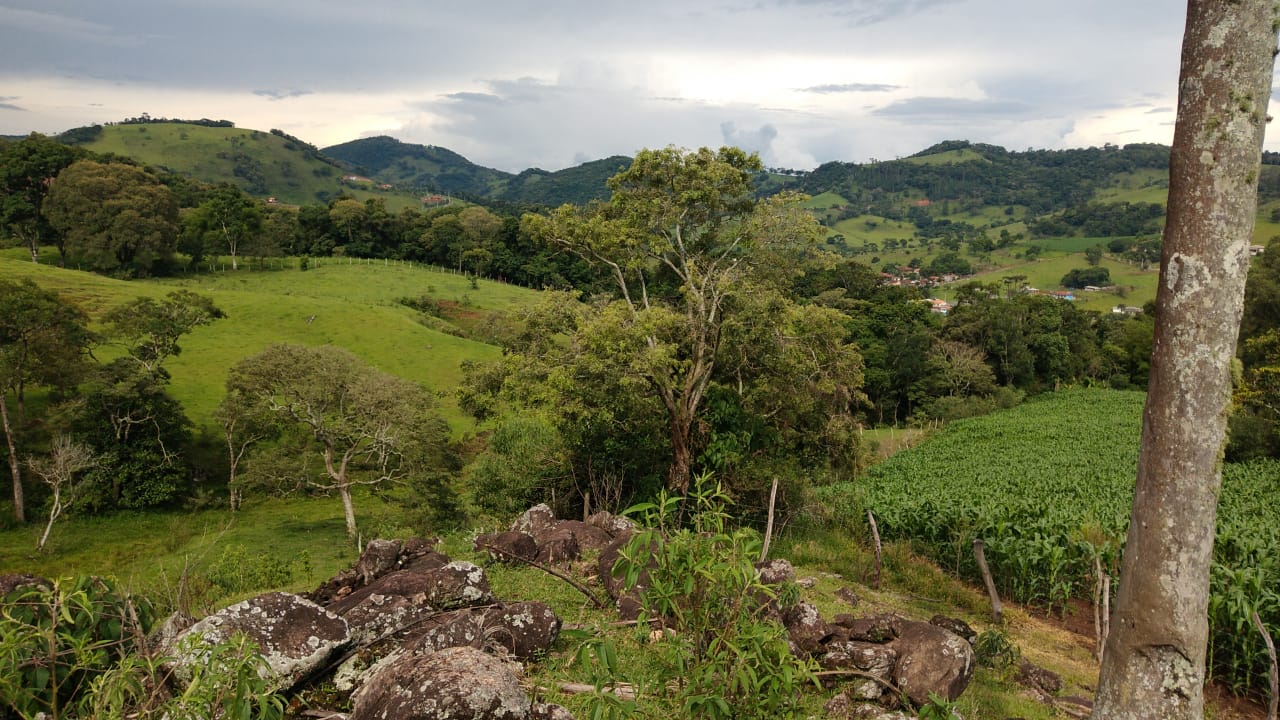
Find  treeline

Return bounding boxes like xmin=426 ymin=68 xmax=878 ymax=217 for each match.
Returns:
xmin=801 ymin=141 xmax=1171 ymax=215
xmin=0 ymin=133 xmax=594 ymax=288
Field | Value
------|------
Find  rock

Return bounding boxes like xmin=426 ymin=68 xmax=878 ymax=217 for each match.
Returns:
xmin=401 ymin=536 xmax=436 ymax=557
xmin=355 ymin=539 xmax=403 ymax=586
xmin=307 ymin=568 xmax=360 ymax=605
xmin=351 ymin=645 xmax=531 ymax=720
xmin=930 ymin=615 xmax=976 ymax=644
xmin=542 ymin=520 xmax=613 ymax=553
xmin=783 ymin=601 xmax=832 ymax=655
xmin=511 ymin=503 xmax=557 ymax=536
xmin=819 ymin=640 xmax=898 ymax=699
xmin=0 ymin=574 xmax=50 ymax=597
xmin=484 ymin=601 xmax=561 ymax=660
xmin=172 ymin=592 xmax=349 ymax=691
xmin=147 ymin=611 xmax=195 ymax=654
xmin=531 ymin=702 xmax=575 ymax=720
xmin=586 ymin=511 xmax=635 ymax=538
xmin=755 ymin=558 xmax=795 ymax=585
xmin=534 ymin=526 xmax=581 ymax=563
xmin=423 ymin=561 xmax=494 ymax=610
xmin=835 ymin=586 xmax=860 ymax=607
xmin=475 ymin=531 xmax=539 ymax=564
xmin=832 ymin=614 xmax=897 ymax=643
xmin=327 ymin=571 xmax=436 ymax=644
xmin=596 ymin=531 xmax=653 ymax=620
xmin=1016 ymin=659 xmax=1063 ymax=693
xmin=824 ymin=692 xmax=914 ymax=719
xmin=888 ymin=620 xmax=975 ymax=706
xmin=410 ymin=608 xmax=489 ymax=654
xmin=400 ymin=550 xmax=451 ymax=574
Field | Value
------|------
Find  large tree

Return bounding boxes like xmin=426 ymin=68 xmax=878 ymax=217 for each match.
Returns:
xmin=0 ymin=279 xmax=92 ymax=522
xmin=225 ymin=344 xmax=450 ymax=538
xmin=525 ymin=147 xmax=829 ymax=492
xmin=183 ymin=183 xmax=263 ymax=269
xmin=1093 ymin=2 xmax=1278 ymax=718
xmin=0 ymin=134 xmax=82 ymax=263
xmin=43 ymin=160 xmax=179 ymax=277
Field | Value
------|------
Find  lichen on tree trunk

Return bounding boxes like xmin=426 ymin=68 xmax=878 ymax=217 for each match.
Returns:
xmin=1092 ymin=2 xmax=1280 ymax=718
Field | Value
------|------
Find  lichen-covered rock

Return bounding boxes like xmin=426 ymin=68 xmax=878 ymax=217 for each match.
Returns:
xmin=1016 ymin=658 xmax=1063 ymax=693
xmin=484 ymin=602 xmax=561 ymax=660
xmin=888 ymin=620 xmax=974 ymax=706
xmin=172 ymin=592 xmax=349 ymax=691
xmin=511 ymin=503 xmax=557 ymax=536
xmin=586 ymin=511 xmax=635 ymax=538
xmin=755 ymin=558 xmax=795 ymax=586
xmin=410 ymin=608 xmax=488 ymax=654
xmin=355 ymin=539 xmax=403 ymax=585
xmin=147 ymin=610 xmax=195 ymax=654
xmin=824 ymin=692 xmax=914 ymax=720
xmin=423 ymin=561 xmax=494 ymax=609
xmin=534 ymin=527 xmax=581 ymax=563
xmin=475 ymin=531 xmax=538 ymax=564
xmin=327 ymin=571 xmax=436 ymax=644
xmin=929 ymin=615 xmax=976 ymax=644
xmin=818 ymin=640 xmax=897 ymax=699
xmin=351 ymin=645 xmax=531 ymax=720
xmin=783 ymin=601 xmax=832 ymax=655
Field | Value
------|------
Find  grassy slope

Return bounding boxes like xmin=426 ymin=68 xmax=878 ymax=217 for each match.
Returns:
xmin=76 ymin=123 xmax=422 ymax=210
xmin=0 ymin=252 xmax=537 ymax=429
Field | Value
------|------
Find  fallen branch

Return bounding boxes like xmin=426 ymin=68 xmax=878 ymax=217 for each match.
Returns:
xmin=813 ymin=669 xmax=903 ymax=697
xmin=552 ymin=681 xmax=637 ymax=700
xmin=476 ymin=542 xmax=609 ymax=609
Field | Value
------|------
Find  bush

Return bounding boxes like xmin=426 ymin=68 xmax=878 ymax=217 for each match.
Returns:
xmin=606 ymin=475 xmax=817 ymax=719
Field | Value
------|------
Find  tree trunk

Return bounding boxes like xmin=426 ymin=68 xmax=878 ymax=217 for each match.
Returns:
xmin=667 ymin=410 xmax=693 ymax=493
xmin=1092 ymin=4 xmax=1278 ymax=718
xmin=1 ymin=396 xmax=23 ymax=523
xmin=340 ymin=483 xmax=357 ymax=539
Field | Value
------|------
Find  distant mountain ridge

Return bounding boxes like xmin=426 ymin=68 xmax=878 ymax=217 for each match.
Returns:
xmin=322 ymin=135 xmax=628 ymax=206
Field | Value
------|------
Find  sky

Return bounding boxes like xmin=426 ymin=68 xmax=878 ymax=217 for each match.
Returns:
xmin=1 ymin=0 xmax=1275 ymax=173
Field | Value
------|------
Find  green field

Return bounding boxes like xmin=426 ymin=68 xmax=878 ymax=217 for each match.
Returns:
xmin=75 ymin=123 xmax=425 ymax=209
xmin=817 ymin=388 xmax=1279 ymax=695
xmin=937 ymin=252 xmax=1159 ymax=312
xmin=900 ymin=148 xmax=989 ymax=166
xmin=1092 ymin=169 xmax=1169 ymax=205
xmin=0 ymin=252 xmax=539 ymax=429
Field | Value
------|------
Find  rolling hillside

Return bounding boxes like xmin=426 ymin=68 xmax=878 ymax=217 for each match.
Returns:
xmin=58 ymin=122 xmax=425 ymax=209
xmin=0 ymin=250 xmax=541 ymax=430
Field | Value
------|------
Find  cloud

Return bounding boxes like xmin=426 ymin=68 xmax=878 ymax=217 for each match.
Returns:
xmin=721 ymin=121 xmax=779 ymax=163
xmin=800 ymin=83 xmax=900 ymax=94
xmin=0 ymin=102 xmax=26 ymax=112
xmin=1145 ymin=106 xmax=1173 ymax=114
xmin=873 ymin=96 xmax=1032 ymax=118
xmin=253 ymin=89 xmax=313 ymax=101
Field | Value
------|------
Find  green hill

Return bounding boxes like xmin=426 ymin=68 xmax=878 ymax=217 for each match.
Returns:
xmin=58 ymin=123 xmax=425 ymax=210
xmin=321 ymin=136 xmax=628 ymax=206
xmin=0 ymin=251 xmax=542 ymax=430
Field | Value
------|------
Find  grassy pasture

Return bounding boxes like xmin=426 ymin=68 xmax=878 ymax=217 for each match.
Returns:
xmin=0 ymin=253 xmax=539 ymax=430
xmin=899 ymin=148 xmax=989 ymax=165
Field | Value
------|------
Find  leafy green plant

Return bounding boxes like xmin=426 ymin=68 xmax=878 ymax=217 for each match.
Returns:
xmin=610 ymin=473 xmax=818 ymax=719
xmin=205 ymin=544 xmax=297 ymax=596
xmin=917 ymin=692 xmax=964 ymax=719
xmin=85 ymin=632 xmax=285 ymax=720
xmin=0 ymin=576 xmax=153 ymax=719
xmin=972 ymin=628 xmax=1021 ymax=671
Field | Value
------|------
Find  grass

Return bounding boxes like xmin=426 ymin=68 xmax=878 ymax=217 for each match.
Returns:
xmin=830 ymin=214 xmax=919 ymax=245
xmin=0 ymin=252 xmax=541 ymax=430
xmin=1093 ymin=170 xmax=1169 ymax=205
xmin=936 ymin=251 xmax=1159 ymax=312
xmin=900 ymin=148 xmax=989 ymax=166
